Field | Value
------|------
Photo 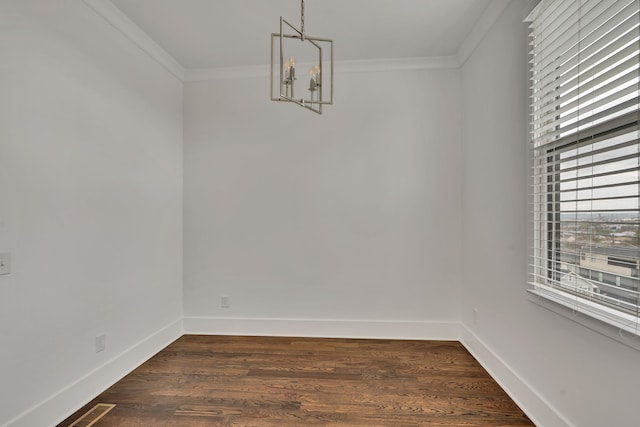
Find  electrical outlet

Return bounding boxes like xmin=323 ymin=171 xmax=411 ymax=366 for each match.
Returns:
xmin=95 ymin=334 xmax=106 ymax=353
xmin=0 ymin=252 xmax=11 ymax=275
xmin=221 ymin=295 xmax=230 ymax=308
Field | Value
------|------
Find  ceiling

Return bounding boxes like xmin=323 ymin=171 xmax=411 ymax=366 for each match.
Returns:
xmin=107 ymin=0 xmax=494 ymax=70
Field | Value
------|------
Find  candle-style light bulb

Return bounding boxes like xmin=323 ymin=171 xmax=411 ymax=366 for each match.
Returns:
xmin=289 ymin=57 xmax=296 ymax=80
xmin=309 ymin=65 xmax=318 ymax=102
xmin=309 ymin=69 xmax=316 ymax=89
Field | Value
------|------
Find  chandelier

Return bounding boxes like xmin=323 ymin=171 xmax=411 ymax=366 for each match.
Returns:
xmin=270 ymin=0 xmax=333 ymax=114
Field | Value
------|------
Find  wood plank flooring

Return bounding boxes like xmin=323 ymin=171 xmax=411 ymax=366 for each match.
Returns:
xmin=58 ymin=335 xmax=535 ymax=426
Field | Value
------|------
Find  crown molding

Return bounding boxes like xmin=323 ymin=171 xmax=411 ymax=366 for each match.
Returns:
xmin=456 ymin=0 xmax=512 ymax=66
xmin=337 ymin=57 xmax=460 ymax=73
xmin=183 ymin=56 xmax=461 ymax=82
xmin=85 ymin=0 xmax=504 ymax=83
xmin=83 ymin=0 xmax=185 ymax=81
xmin=184 ymin=65 xmax=269 ymax=82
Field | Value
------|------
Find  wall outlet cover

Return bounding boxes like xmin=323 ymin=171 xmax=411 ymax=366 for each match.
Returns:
xmin=95 ymin=334 xmax=106 ymax=353
xmin=221 ymin=296 xmax=230 ymax=308
xmin=0 ymin=252 xmax=11 ymax=275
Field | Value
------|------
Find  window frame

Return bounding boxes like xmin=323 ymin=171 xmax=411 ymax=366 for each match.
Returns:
xmin=526 ymin=0 xmax=640 ymax=348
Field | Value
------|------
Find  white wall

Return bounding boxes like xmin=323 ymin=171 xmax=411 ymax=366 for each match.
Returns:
xmin=183 ymin=68 xmax=462 ymax=334
xmin=5 ymin=1 xmax=639 ymax=426
xmin=460 ymin=1 xmax=640 ymax=426
xmin=0 ymin=1 xmax=183 ymax=425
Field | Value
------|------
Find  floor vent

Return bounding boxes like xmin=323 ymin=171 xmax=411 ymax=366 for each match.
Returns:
xmin=69 ymin=403 xmax=115 ymax=427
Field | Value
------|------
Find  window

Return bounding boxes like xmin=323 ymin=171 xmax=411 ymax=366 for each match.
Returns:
xmin=527 ymin=0 xmax=640 ymax=336
xmin=608 ymin=255 xmax=636 ymax=268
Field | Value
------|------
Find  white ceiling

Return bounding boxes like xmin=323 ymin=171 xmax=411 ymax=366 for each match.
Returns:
xmin=106 ymin=0 xmax=495 ymax=70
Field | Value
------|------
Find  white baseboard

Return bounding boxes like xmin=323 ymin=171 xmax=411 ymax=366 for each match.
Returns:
xmin=459 ymin=324 xmax=573 ymax=427
xmin=3 ymin=318 xmax=183 ymax=427
xmin=183 ymin=316 xmax=461 ymax=341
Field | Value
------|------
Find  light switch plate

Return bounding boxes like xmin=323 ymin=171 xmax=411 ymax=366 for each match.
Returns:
xmin=0 ymin=252 xmax=11 ymax=275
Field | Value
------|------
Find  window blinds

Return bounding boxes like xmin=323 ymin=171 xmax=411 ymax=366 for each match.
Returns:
xmin=528 ymin=0 xmax=640 ymax=336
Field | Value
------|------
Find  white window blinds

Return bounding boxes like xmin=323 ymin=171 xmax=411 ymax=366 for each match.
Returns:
xmin=528 ymin=0 xmax=640 ymax=336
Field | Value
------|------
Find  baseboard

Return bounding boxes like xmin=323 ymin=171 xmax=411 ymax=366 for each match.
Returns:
xmin=183 ymin=316 xmax=461 ymax=341
xmin=459 ymin=324 xmax=573 ymax=427
xmin=3 ymin=317 xmax=183 ymax=427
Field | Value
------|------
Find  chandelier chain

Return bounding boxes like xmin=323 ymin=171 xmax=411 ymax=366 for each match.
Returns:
xmin=301 ymin=0 xmax=305 ymax=35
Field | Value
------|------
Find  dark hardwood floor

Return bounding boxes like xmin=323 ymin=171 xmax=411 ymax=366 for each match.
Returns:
xmin=58 ymin=335 xmax=534 ymax=426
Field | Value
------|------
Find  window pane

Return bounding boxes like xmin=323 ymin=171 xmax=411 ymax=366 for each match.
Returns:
xmin=529 ymin=0 xmax=640 ymax=334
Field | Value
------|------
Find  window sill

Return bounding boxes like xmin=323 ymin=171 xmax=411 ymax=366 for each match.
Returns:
xmin=527 ymin=286 xmax=640 ymax=351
